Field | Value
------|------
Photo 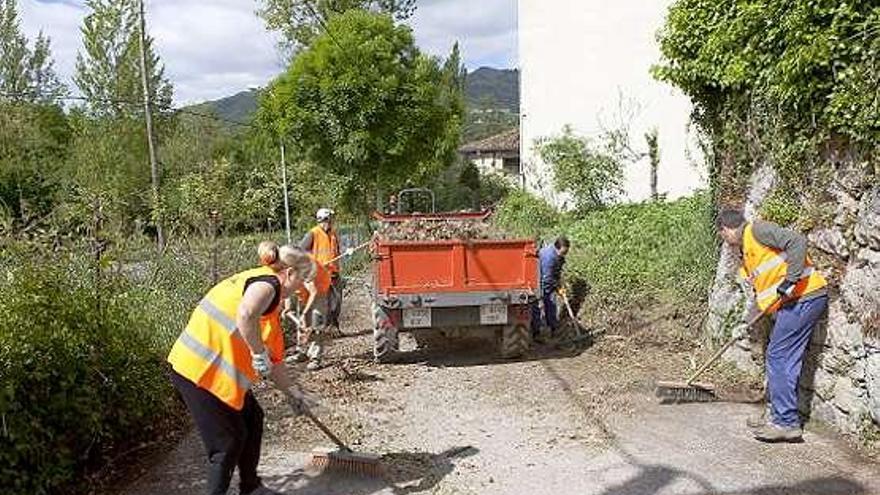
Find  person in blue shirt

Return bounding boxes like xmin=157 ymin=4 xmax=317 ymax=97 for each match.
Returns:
xmin=531 ymin=236 xmax=570 ymax=341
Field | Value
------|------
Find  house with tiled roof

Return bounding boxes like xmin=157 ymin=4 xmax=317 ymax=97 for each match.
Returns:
xmin=459 ymin=128 xmax=520 ymax=181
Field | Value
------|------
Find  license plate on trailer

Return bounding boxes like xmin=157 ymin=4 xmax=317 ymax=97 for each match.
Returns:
xmin=480 ymin=303 xmax=508 ymax=325
xmin=403 ymin=308 xmax=432 ymax=328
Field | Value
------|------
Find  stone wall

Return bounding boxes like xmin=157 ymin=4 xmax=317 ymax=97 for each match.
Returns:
xmin=704 ymin=163 xmax=880 ymax=438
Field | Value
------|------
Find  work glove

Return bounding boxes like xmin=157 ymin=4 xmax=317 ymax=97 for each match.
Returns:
xmin=776 ymin=280 xmax=796 ymax=299
xmin=343 ymin=247 xmax=355 ymax=257
xmin=286 ymin=386 xmax=319 ymax=416
xmin=251 ymin=350 xmax=272 ymax=379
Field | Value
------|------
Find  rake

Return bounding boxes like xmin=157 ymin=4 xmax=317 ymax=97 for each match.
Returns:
xmin=292 ymin=398 xmax=384 ymax=477
xmin=655 ymin=296 xmax=779 ymax=404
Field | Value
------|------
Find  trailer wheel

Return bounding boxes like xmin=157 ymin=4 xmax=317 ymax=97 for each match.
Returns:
xmin=499 ymin=323 xmax=530 ymax=359
xmin=372 ymin=304 xmax=399 ymax=363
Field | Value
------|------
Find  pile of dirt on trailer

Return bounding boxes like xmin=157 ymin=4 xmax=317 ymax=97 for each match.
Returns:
xmin=377 ymin=218 xmax=511 ymax=241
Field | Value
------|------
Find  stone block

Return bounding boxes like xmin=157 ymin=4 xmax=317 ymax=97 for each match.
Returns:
xmin=854 ymin=187 xmax=880 ymax=249
xmin=867 ymin=353 xmax=880 ymax=424
xmin=831 ymin=376 xmax=866 ymax=414
xmin=810 ymin=228 xmax=850 ymax=259
xmin=841 ymin=250 xmax=880 ymax=316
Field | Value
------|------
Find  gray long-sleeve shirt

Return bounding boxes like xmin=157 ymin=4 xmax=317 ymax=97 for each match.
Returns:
xmin=748 ymin=220 xmax=826 ymax=299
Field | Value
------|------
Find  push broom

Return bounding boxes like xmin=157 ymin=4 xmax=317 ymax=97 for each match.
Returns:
xmin=655 ymin=295 xmax=780 ymax=403
xmin=287 ymin=394 xmax=384 ymax=477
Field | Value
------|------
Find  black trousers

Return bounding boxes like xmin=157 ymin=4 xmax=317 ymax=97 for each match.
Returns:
xmin=170 ymin=370 xmax=264 ymax=495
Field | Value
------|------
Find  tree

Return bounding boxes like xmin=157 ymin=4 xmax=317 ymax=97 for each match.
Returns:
xmin=538 ymin=125 xmax=624 ymax=212
xmin=258 ymin=0 xmax=417 ymax=52
xmin=0 ymin=1 xmax=69 ymax=231
xmin=645 ymin=128 xmax=660 ymax=201
xmin=258 ymin=10 xmax=463 ymax=212
xmin=0 ymin=0 xmax=65 ymax=101
xmin=75 ymin=0 xmax=172 ymax=118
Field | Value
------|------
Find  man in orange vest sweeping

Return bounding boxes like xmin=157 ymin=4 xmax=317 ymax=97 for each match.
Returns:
xmin=718 ymin=208 xmax=828 ymax=443
xmin=167 ymin=242 xmax=319 ymax=495
xmin=300 ymin=208 xmax=343 ymax=330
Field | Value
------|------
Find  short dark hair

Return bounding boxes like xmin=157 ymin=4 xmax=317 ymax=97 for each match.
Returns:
xmin=554 ymin=236 xmax=571 ymax=249
xmin=717 ymin=208 xmax=746 ymax=229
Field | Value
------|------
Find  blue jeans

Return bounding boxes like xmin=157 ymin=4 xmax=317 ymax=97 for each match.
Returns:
xmin=531 ymin=290 xmax=558 ymax=335
xmin=767 ymin=295 xmax=828 ymax=427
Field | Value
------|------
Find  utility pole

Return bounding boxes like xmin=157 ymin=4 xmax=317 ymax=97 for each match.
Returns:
xmin=138 ymin=0 xmax=163 ymax=250
xmin=280 ymin=143 xmax=292 ymax=244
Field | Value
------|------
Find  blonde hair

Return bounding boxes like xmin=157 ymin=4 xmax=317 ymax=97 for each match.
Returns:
xmin=257 ymin=241 xmax=316 ymax=281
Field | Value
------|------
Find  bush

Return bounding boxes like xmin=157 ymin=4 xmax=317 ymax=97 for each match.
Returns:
xmin=0 ymin=247 xmax=177 ymax=493
xmin=0 ymin=234 xmax=264 ymax=493
xmin=564 ymin=192 xmax=717 ymax=305
xmin=492 ymin=189 xmax=559 ymax=239
xmin=537 ymin=125 xmax=625 ymax=212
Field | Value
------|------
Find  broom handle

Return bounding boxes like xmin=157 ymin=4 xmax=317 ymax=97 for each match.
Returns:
xmin=323 ymin=241 xmax=371 ymax=267
xmin=685 ymin=296 xmax=780 ymax=385
xmin=302 ymin=408 xmax=353 ymax=453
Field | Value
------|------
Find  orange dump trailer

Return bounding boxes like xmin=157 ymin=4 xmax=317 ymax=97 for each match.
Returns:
xmin=370 ymin=212 xmax=538 ymax=362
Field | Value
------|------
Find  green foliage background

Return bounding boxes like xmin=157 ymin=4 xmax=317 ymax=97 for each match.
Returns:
xmin=654 ymin=0 xmax=879 ymax=194
xmin=258 ymin=10 xmax=465 ymax=213
xmin=494 ymin=191 xmax=717 ymax=306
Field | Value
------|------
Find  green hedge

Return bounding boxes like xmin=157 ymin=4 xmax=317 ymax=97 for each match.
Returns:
xmin=0 ymin=252 xmax=172 ymax=493
xmin=565 ymin=192 xmax=717 ymax=304
xmin=494 ymin=190 xmax=717 ymax=305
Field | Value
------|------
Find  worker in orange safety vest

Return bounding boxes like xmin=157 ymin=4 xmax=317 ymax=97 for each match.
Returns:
xmin=718 ymin=208 xmax=828 ymax=443
xmin=300 ymin=208 xmax=343 ymax=329
xmin=167 ymin=241 xmax=320 ymax=495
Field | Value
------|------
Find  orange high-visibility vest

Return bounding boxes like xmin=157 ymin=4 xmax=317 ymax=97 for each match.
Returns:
xmin=296 ymin=256 xmax=331 ymax=305
xmin=309 ymin=225 xmax=339 ymax=275
xmin=740 ymin=223 xmax=827 ymax=313
xmin=167 ymin=266 xmax=285 ymax=411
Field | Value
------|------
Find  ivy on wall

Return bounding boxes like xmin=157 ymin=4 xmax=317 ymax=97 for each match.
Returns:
xmin=654 ymin=0 xmax=879 ymax=193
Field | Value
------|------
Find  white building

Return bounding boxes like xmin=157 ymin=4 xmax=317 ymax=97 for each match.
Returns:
xmin=518 ymin=0 xmax=705 ymax=204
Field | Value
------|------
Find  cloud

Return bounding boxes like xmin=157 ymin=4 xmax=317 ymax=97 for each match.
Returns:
xmin=19 ymin=0 xmax=517 ymax=105
xmin=409 ymin=0 xmax=516 ymax=69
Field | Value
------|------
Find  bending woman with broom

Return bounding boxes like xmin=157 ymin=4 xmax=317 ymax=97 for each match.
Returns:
xmin=167 ymin=241 xmax=319 ymax=495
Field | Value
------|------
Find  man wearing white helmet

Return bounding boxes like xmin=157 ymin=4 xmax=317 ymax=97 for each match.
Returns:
xmin=300 ymin=208 xmax=342 ymax=331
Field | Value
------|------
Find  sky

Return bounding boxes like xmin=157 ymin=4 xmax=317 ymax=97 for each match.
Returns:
xmin=18 ymin=0 xmax=517 ymax=105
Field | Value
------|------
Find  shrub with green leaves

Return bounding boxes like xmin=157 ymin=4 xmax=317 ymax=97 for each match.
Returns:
xmin=654 ymin=0 xmax=880 ymax=189
xmin=0 ymin=248 xmax=177 ymax=493
xmin=565 ymin=192 xmax=717 ymax=305
xmin=492 ymin=189 xmax=559 ymax=239
xmin=537 ymin=125 xmax=625 ymax=212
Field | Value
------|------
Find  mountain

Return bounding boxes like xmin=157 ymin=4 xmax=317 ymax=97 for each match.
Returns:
xmin=189 ymin=67 xmax=519 ymax=131
xmin=464 ymin=67 xmax=519 ymax=112
xmin=187 ymin=89 xmax=260 ymax=128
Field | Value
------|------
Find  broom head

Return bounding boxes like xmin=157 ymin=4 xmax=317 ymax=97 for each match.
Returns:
xmin=655 ymin=380 xmax=718 ymax=404
xmin=306 ymin=447 xmax=384 ymax=477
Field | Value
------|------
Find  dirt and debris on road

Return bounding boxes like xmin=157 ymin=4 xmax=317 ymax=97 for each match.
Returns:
xmin=117 ymin=285 xmax=880 ymax=495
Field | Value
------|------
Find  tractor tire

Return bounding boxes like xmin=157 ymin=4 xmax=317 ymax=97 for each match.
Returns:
xmin=372 ymin=303 xmax=399 ymax=363
xmin=373 ymin=325 xmax=399 ymax=363
xmin=499 ymin=323 xmax=530 ymax=359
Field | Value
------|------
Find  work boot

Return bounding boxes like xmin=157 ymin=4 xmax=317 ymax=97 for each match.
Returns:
xmin=306 ymin=359 xmax=322 ymax=371
xmin=752 ymin=422 xmax=803 ymax=443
